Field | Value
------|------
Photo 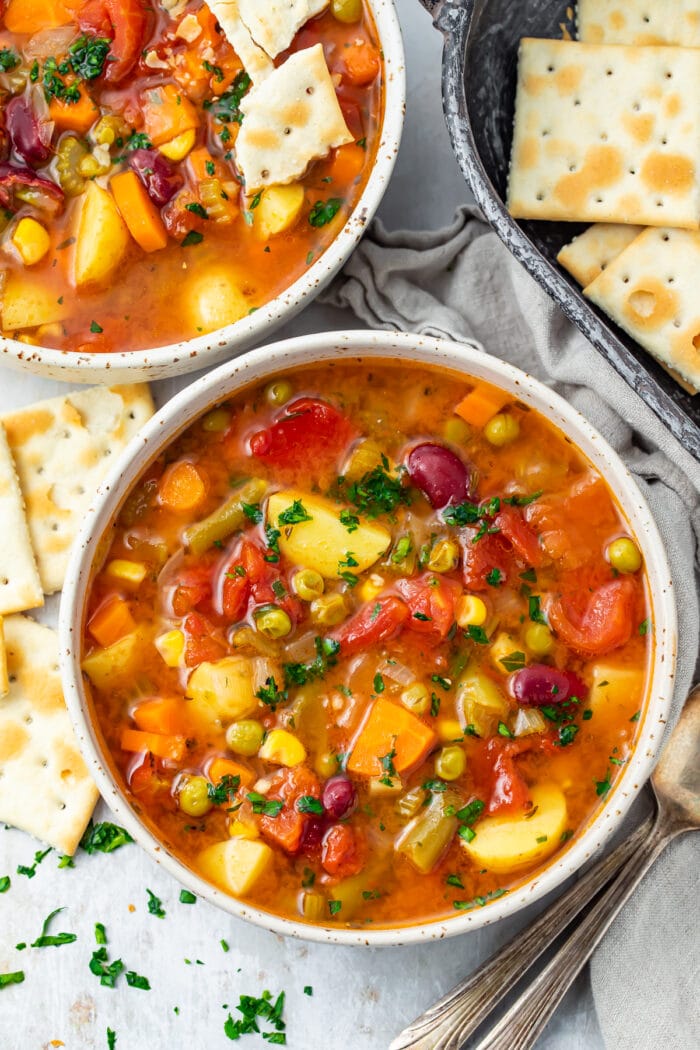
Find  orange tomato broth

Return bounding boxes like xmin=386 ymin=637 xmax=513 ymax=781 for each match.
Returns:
xmin=0 ymin=1 xmax=383 ymax=354
xmin=82 ymin=360 xmax=651 ymax=929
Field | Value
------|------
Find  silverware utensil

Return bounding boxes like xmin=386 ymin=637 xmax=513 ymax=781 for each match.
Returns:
xmin=391 ymin=683 xmax=700 ymax=1050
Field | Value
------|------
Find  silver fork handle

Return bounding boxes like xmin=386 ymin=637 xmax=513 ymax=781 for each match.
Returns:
xmin=472 ymin=819 xmax=683 ymax=1050
xmin=390 ymin=812 xmax=654 ymax=1050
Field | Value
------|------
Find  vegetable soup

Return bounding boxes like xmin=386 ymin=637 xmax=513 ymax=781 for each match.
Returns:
xmin=82 ymin=360 xmax=651 ymax=928
xmin=0 ymin=1 xmax=382 ymax=354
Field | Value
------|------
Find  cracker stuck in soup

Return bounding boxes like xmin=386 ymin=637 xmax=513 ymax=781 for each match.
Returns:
xmin=0 ymin=0 xmax=382 ymax=353
xmin=82 ymin=361 xmax=651 ymax=928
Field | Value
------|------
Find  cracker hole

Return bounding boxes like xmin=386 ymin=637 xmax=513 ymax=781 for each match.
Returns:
xmin=622 ymin=276 xmax=630 ymax=284
xmin=568 ymin=164 xmax=576 ymax=172
xmin=128 ymin=411 xmax=135 ymax=420
xmin=62 ymin=430 xmax=70 ymax=439
xmin=606 ymin=68 xmax=613 ymax=76
xmin=547 ymin=64 xmax=555 ymax=72
xmin=0 ymin=577 xmax=8 ymax=586
xmin=633 ymin=103 xmax=641 ymax=112
xmin=536 ymin=192 xmax=545 ymax=201
xmin=261 ymin=168 xmax=270 ymax=179
xmin=629 ymin=168 xmax=636 ymax=175
xmin=600 ymin=132 xmax=608 ymax=141
xmin=36 ymin=466 xmax=44 ymax=475
xmin=661 ymin=137 xmax=668 ymax=146
xmin=541 ymin=129 xmax=550 ymax=137
xmin=628 ymin=290 xmax=657 ymax=318
xmin=662 ymin=234 xmax=670 ymax=241
xmin=76 ymin=486 xmax=85 ymax=495
xmin=643 ymin=14 xmax=650 ymax=22
xmin=9 ymin=674 xmax=16 ymax=683
xmin=673 ymin=320 xmax=682 ymax=328
xmin=52 ymin=664 xmax=59 ymax=673
xmin=595 ymin=196 xmax=604 ymax=203
xmin=24 ymin=715 xmax=32 ymax=725
xmin=667 ymin=277 xmax=675 ymax=284
xmin=283 ymin=127 xmax=291 ymax=136
xmin=305 ymin=86 xmax=314 ymax=95
xmin=50 ymin=522 xmax=59 ymax=532
xmin=664 ymin=71 xmax=672 ymax=79
xmin=692 ymin=334 xmax=700 ymax=351
xmin=40 ymin=758 xmax=48 ymax=768
xmin=59 ymin=802 xmax=66 ymax=810
xmin=573 ymin=99 xmax=581 ymax=107
xmin=656 ymin=200 xmax=664 ymax=207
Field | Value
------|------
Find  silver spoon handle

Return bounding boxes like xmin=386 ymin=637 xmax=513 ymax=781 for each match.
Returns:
xmin=472 ymin=819 xmax=680 ymax=1050
xmin=390 ymin=812 xmax=654 ymax=1050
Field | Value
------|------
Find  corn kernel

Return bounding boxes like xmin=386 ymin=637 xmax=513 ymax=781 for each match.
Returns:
xmin=456 ymin=594 xmax=487 ymax=628
xmin=258 ymin=728 xmax=306 ymax=766
xmin=228 ymin=818 xmax=259 ymax=840
xmin=159 ymin=127 xmax=197 ymax=161
xmin=36 ymin=323 xmax=64 ymax=340
xmin=154 ymin=629 xmax=185 ymax=668
xmin=427 ymin=538 xmax=459 ymax=573
xmin=12 ymin=218 xmax=50 ymax=266
xmin=436 ymin=718 xmax=463 ymax=742
xmin=525 ymin=623 xmax=555 ymax=657
xmin=105 ymin=559 xmax=148 ymax=588
xmin=16 ymin=333 xmax=39 ymax=345
xmin=359 ymin=573 xmax=384 ymax=603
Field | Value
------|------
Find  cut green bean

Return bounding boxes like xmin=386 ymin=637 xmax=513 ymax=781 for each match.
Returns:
xmin=184 ymin=478 xmax=267 ymax=555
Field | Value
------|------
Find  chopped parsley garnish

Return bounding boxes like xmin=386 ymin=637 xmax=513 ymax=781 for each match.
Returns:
xmin=95 ymin=923 xmax=107 ymax=945
xmin=256 ymin=676 xmax=287 ymax=711
xmin=430 ymin=692 xmax=441 ymax=717
xmin=0 ymin=49 xmax=19 ymax=72
xmin=520 ymin=567 xmax=537 ymax=583
xmin=638 ymin=618 xmax=650 ymax=636
xmin=456 ymin=799 xmax=485 ymax=825
xmin=465 ymin=624 xmax=489 ymax=645
xmin=378 ymin=742 xmax=397 ymax=786
xmin=328 ymin=899 xmax=342 ymax=915
xmin=442 ymin=501 xmax=481 ymax=527
xmin=630 ymin=710 xmax=641 ymax=722
xmin=90 ymin=320 xmax=103 ymax=334
xmin=247 ymin=793 xmax=284 ymax=818
xmin=486 ymin=567 xmax=503 ymax=587
xmin=422 ymin=778 xmax=447 ymax=794
xmin=458 ymin=825 xmax=476 ymax=843
xmin=90 ymin=946 xmax=124 ymax=988
xmin=413 ymin=612 xmax=431 ymax=622
xmin=224 ymin=988 xmax=286 ymax=1041
xmin=339 ymin=460 xmax=409 ymax=519
xmin=69 ymin=35 xmax=111 ymax=80
xmin=203 ymin=59 xmax=225 ymax=82
xmin=497 ymin=721 xmax=514 ymax=738
xmin=207 ymin=774 xmax=241 ymax=806
xmin=206 ymin=160 xmax=216 ymax=176
xmin=499 ymin=651 xmax=526 ymax=672
xmin=186 ymin=202 xmax=209 ymax=219
xmin=30 ymin=907 xmax=77 ymax=948
xmin=391 ymin=534 xmax=413 ymax=563
xmin=17 ymin=846 xmax=52 ymax=877
xmin=264 ymin=523 xmax=281 ymax=562
xmin=107 ymin=1028 xmax=117 ymax=1050
xmin=181 ymin=230 xmax=204 ymax=248
xmin=296 ymin=796 xmax=323 ymax=815
xmin=123 ymin=131 xmax=152 ymax=152
xmin=179 ymin=890 xmax=196 ymax=904
xmin=453 ymin=887 xmax=507 ymax=911
xmin=221 ymin=939 xmax=230 ymax=952
xmin=58 ymin=855 xmax=74 ymax=869
xmin=560 ymin=829 xmax=574 ymax=842
xmin=373 ymin=672 xmax=385 ymax=694
xmin=595 ymin=770 xmax=612 ymax=797
xmin=309 ymin=198 xmax=344 ymax=227
xmin=431 ymin=674 xmax=451 ymax=691
xmin=213 ymin=71 xmax=251 ymax=126
xmin=0 ymin=876 xmax=9 ymax=893
xmin=339 ymin=509 xmax=359 ymax=533
xmin=80 ymin=822 xmax=134 ymax=855
xmin=303 ymin=985 xmax=313 ymax=996
xmin=503 ymin=491 xmax=543 ymax=506
xmin=583 ymin=709 xmax=593 ymax=721
xmin=283 ymin=636 xmax=340 ymax=687
xmin=446 ymin=873 xmax=465 ymax=889
xmin=125 ymin=970 xmax=151 ymax=990
xmin=242 ymin=502 xmax=263 ymax=523
xmin=277 ymin=499 xmax=312 ymax=525
xmin=0 ymin=971 xmax=24 ymax=989
xmin=528 ymin=595 xmax=546 ymax=624
xmin=146 ymin=889 xmax=165 ymax=919
xmin=557 ymin=724 xmax=579 ymax=747
xmin=535 ymin=835 xmax=548 ymax=844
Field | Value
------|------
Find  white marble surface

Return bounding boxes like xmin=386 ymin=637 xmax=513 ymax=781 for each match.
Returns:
xmin=0 ymin=3 xmax=605 ymax=1047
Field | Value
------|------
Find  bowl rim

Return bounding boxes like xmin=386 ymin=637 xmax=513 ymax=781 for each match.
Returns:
xmin=0 ymin=0 xmax=405 ymax=384
xmin=59 ymin=329 xmax=677 ymax=946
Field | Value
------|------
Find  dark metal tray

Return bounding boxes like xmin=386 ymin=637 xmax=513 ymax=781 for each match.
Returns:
xmin=422 ymin=0 xmax=700 ymax=458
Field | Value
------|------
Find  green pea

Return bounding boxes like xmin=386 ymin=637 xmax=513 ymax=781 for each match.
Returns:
xmin=435 ymin=746 xmax=466 ymax=782
xmin=310 ymin=593 xmax=347 ymax=627
xmin=443 ymin=417 xmax=471 ymax=445
xmin=177 ymin=775 xmax=212 ymax=817
xmin=608 ymin=537 xmax=642 ymax=574
xmin=331 ymin=0 xmax=363 ymax=23
xmin=201 ymin=407 xmax=231 ymax=432
xmin=226 ymin=719 xmax=264 ymax=757
xmin=293 ymin=568 xmax=325 ymax=602
xmin=254 ymin=605 xmax=292 ymax=639
xmin=265 ymin=379 xmax=293 ymax=406
xmin=484 ymin=413 xmax=520 ymax=447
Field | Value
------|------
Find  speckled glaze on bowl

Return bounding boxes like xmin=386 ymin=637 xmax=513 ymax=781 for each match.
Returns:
xmin=59 ymin=330 xmax=676 ymax=946
xmin=0 ymin=1 xmax=405 ymax=385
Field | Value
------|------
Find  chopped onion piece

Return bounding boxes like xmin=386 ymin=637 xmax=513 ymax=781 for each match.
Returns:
xmin=513 ymin=707 xmax=547 ymax=737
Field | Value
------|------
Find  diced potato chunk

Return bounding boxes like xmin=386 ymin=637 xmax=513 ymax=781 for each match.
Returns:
xmin=589 ymin=663 xmax=645 ymax=723
xmin=104 ymin=559 xmax=147 ymax=588
xmin=186 ymin=656 xmax=260 ymax=724
xmin=266 ymin=489 xmax=391 ymax=579
xmin=489 ymin=632 xmax=526 ymax=674
xmin=74 ymin=182 xmax=131 ymax=288
xmin=2 ymin=272 xmax=68 ymax=330
xmin=186 ymin=266 xmax=249 ymax=334
xmin=198 ymin=837 xmax=273 ymax=896
xmin=255 ymin=184 xmax=305 ymax=239
xmin=258 ymin=728 xmax=306 ymax=767
xmin=154 ymin=629 xmax=185 ymax=668
xmin=81 ymin=629 xmax=148 ymax=690
xmin=460 ymin=782 xmax=568 ymax=874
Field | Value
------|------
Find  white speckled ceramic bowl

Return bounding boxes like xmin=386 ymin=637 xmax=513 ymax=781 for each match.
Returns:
xmin=59 ymin=331 xmax=677 ymax=945
xmin=1 ymin=1 xmax=404 ymax=385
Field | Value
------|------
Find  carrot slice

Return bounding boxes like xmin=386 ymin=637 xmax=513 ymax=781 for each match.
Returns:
xmin=142 ymin=84 xmax=200 ymax=147
xmin=454 ymin=385 xmax=510 ymax=428
xmin=343 ymin=42 xmax=381 ymax=86
xmin=208 ymin=756 xmax=255 ymax=789
xmin=159 ymin=461 xmax=207 ymax=513
xmin=49 ymin=89 xmax=99 ymax=134
xmin=347 ymin=698 xmax=437 ymax=777
xmin=111 ymin=170 xmax=168 ymax=253
xmin=325 ymin=144 xmax=365 ymax=186
xmin=133 ymin=697 xmax=188 ymax=736
xmin=88 ymin=595 xmax=135 ymax=648
xmin=5 ymin=0 xmax=72 ymax=32
xmin=189 ymin=146 xmax=227 ymax=182
xmin=120 ymin=728 xmax=186 ymax=762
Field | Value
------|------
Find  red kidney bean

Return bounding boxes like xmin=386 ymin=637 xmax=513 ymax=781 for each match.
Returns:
xmin=321 ymin=775 xmax=357 ymax=820
xmin=0 ymin=163 xmax=64 ymax=215
xmin=406 ymin=443 xmax=471 ymax=508
xmin=299 ymin=816 xmax=325 ymax=855
xmin=510 ymin=664 xmax=587 ymax=706
xmin=6 ymin=95 xmax=52 ymax=166
xmin=129 ymin=149 xmax=182 ymax=206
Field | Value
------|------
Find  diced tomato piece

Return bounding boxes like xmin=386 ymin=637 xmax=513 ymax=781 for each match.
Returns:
xmin=321 ymin=823 xmax=365 ymax=879
xmin=494 ymin=505 xmax=543 ymax=568
xmin=462 ymin=531 xmax=510 ymax=591
xmin=526 ymin=475 xmax=618 ymax=570
xmin=249 ymin=398 xmax=355 ymax=470
xmin=395 ymin=574 xmax=460 ymax=644
xmin=221 ymin=568 xmax=249 ymax=621
xmin=127 ymin=753 xmax=173 ymax=808
xmin=473 ymin=736 xmax=555 ymax=815
xmin=182 ymin=611 xmax=226 ymax=667
xmin=547 ymin=578 xmax=637 ymax=657
xmin=259 ymin=766 xmax=322 ymax=855
xmin=331 ymin=596 xmax=409 ymax=657
xmin=80 ymin=0 xmax=149 ymax=83
xmin=171 ymin=562 xmax=214 ymax=617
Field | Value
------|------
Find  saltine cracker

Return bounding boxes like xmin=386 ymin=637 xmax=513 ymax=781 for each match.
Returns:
xmin=0 ymin=423 xmax=43 ymax=615
xmin=585 ymin=226 xmax=700 ymax=388
xmin=557 ymin=223 xmax=643 ymax=287
xmin=508 ymin=39 xmax=700 ymax=229
xmin=0 ymin=615 xmax=98 ymax=854
xmin=2 ymin=385 xmax=154 ymax=595
xmin=238 ymin=0 xmax=329 ymax=59
xmin=577 ymin=1 xmax=700 ymax=47
xmin=207 ymin=0 xmax=274 ymax=83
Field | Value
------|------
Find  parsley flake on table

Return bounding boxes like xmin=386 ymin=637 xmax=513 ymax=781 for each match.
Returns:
xmin=31 ymin=907 xmax=77 ymax=948
xmin=125 ymin=970 xmax=151 ymax=990
xmin=179 ymin=890 xmax=197 ymax=904
xmin=146 ymin=888 xmax=166 ymax=919
xmin=80 ymin=822 xmax=134 ymax=855
xmin=224 ymin=988 xmax=287 ymax=1041
xmin=107 ymin=1028 xmax=117 ymax=1050
xmin=17 ymin=846 xmax=51 ymax=878
xmin=0 ymin=971 xmax=24 ymax=989
xmin=0 ymin=876 xmax=9 ymax=893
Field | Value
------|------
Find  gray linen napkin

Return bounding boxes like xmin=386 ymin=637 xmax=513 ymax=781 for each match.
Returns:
xmin=320 ymin=205 xmax=700 ymax=1050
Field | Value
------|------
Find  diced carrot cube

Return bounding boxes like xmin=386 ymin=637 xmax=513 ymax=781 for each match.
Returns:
xmin=158 ymin=461 xmax=207 ymax=513
xmin=133 ymin=697 xmax=188 ymax=736
xmin=347 ymin=698 xmax=437 ymax=777
xmin=120 ymin=728 xmax=186 ymax=762
xmin=88 ymin=595 xmax=135 ymax=648
xmin=455 ymin=385 xmax=511 ymax=428
xmin=208 ymin=756 xmax=255 ymax=789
